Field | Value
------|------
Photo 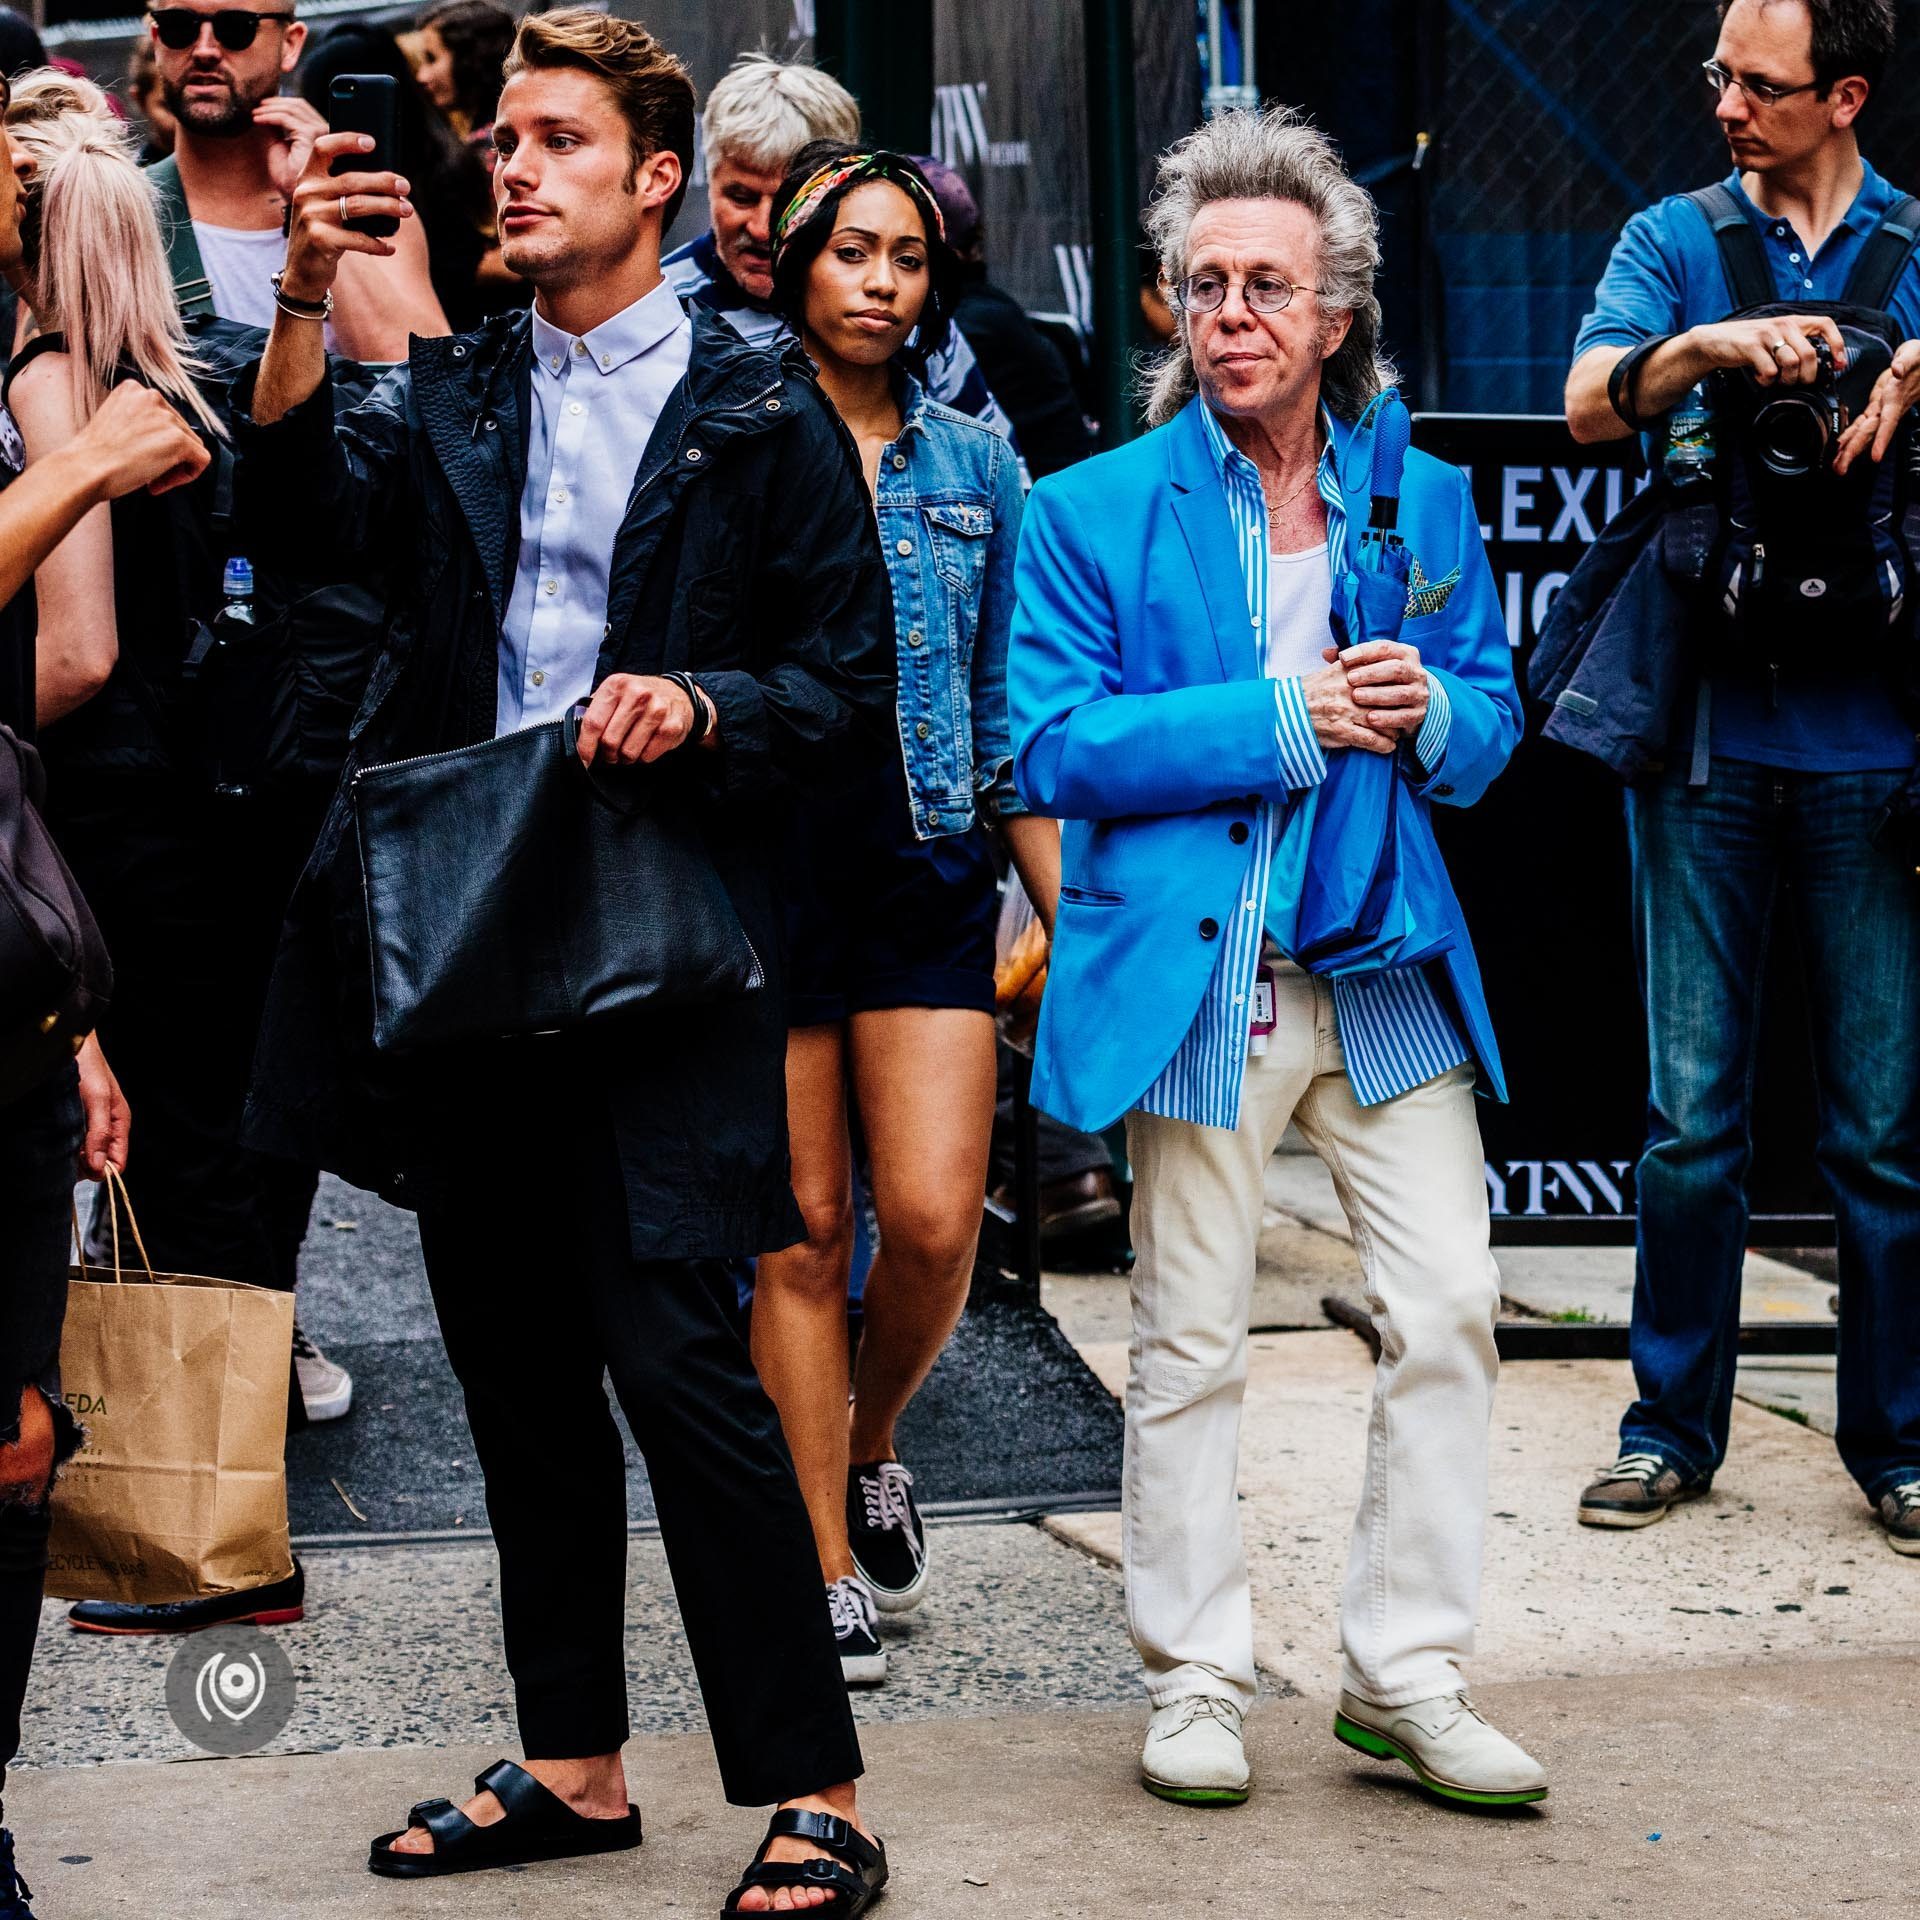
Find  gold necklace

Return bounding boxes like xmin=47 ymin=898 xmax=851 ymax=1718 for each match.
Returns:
xmin=1264 ymin=472 xmax=1319 ymax=522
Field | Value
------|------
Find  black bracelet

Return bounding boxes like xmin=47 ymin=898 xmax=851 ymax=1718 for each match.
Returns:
xmin=661 ymin=670 xmax=710 ymax=748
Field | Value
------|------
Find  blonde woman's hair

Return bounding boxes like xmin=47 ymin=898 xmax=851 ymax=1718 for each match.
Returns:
xmin=1140 ymin=106 xmax=1396 ymax=430
xmin=5 ymin=70 xmax=223 ymax=437
xmin=701 ymin=51 xmax=858 ymax=175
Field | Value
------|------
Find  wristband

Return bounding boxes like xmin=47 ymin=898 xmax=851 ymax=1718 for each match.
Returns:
xmin=660 ymin=670 xmax=711 ymax=748
xmin=270 ymin=271 xmax=333 ymax=323
xmin=1607 ymin=333 xmax=1676 ymax=432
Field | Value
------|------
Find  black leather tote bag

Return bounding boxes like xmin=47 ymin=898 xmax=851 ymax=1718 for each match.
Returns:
xmin=0 ymin=723 xmax=112 ymax=1101
xmin=351 ymin=710 xmax=763 ymax=1053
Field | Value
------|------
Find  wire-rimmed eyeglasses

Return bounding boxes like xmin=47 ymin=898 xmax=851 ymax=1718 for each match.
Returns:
xmin=1169 ymin=272 xmax=1333 ymax=316
xmin=1699 ymin=58 xmax=1822 ymax=109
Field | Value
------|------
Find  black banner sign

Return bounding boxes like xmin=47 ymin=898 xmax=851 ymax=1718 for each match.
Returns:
xmin=1411 ymin=415 xmax=1831 ymax=1245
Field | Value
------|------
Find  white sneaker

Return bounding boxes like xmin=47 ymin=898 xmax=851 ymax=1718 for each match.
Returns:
xmin=1335 ymin=1689 xmax=1547 ymax=1804
xmin=293 ymin=1321 xmax=354 ymax=1423
xmin=1140 ymin=1694 xmax=1250 ymax=1805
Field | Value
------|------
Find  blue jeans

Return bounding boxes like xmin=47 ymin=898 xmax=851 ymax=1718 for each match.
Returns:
xmin=1623 ymin=759 xmax=1920 ymax=1502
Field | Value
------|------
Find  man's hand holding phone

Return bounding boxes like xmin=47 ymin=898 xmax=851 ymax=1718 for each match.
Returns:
xmin=278 ymin=131 xmax=414 ymax=305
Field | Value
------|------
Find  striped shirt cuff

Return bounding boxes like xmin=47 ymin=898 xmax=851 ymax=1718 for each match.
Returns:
xmin=1413 ymin=674 xmax=1453 ymax=779
xmin=1273 ymin=676 xmax=1329 ymax=790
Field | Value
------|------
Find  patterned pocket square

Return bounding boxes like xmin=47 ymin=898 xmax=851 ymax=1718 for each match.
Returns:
xmin=1405 ymin=554 xmax=1461 ymax=619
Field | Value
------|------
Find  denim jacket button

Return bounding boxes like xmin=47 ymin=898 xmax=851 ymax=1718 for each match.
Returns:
xmin=892 ymin=453 xmax=907 ymax=469
xmin=895 ymin=539 xmax=913 ymax=557
xmin=915 ymin=721 xmax=931 ymax=741
xmin=907 ymin=629 xmax=924 ymax=647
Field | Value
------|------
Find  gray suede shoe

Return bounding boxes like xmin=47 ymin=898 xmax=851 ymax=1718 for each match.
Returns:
xmin=1578 ymin=1451 xmax=1706 ymax=1528
xmin=1877 ymin=1481 xmax=1920 ymax=1556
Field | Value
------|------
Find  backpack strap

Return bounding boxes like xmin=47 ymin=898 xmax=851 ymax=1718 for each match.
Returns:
xmin=145 ymin=156 xmax=216 ymax=321
xmin=1686 ymin=184 xmax=1775 ymax=314
xmin=1844 ymin=192 xmax=1920 ymax=313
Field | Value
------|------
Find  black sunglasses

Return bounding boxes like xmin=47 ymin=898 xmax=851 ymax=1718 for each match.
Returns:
xmin=148 ymin=8 xmax=295 ymax=52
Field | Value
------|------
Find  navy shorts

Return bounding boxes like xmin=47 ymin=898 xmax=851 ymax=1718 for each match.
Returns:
xmin=781 ymin=747 xmax=999 ymax=1028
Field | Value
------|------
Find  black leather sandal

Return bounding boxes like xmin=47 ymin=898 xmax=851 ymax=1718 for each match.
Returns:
xmin=367 ymin=1758 xmax=642 ymax=1878
xmin=722 ymin=1808 xmax=888 ymax=1915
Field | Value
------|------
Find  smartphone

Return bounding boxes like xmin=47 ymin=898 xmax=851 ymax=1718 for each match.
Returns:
xmin=328 ymin=73 xmax=401 ymax=240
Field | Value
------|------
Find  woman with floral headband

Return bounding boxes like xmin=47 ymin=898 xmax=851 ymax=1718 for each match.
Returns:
xmin=752 ymin=141 xmax=1059 ymax=1687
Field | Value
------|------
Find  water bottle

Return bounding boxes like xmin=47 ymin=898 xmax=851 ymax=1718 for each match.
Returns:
xmin=216 ymin=556 xmax=256 ymax=636
xmin=1664 ymin=386 xmax=1716 ymax=487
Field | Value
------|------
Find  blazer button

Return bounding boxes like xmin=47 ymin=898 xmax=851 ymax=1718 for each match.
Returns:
xmin=1229 ymin=821 xmax=1249 ymax=844
xmin=1199 ymin=918 xmax=1219 ymax=941
xmin=1434 ymin=783 xmax=1455 ymax=797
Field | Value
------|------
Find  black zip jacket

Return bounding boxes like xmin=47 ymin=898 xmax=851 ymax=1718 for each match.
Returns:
xmin=229 ymin=308 xmax=895 ymax=1256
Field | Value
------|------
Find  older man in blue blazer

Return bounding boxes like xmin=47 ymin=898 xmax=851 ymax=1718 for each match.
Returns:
xmin=1009 ymin=108 xmax=1542 ymax=1811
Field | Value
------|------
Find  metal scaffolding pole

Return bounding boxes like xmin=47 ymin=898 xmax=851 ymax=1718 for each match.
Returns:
xmin=1084 ymin=0 xmax=1141 ymax=447
xmin=814 ymin=0 xmax=934 ymax=155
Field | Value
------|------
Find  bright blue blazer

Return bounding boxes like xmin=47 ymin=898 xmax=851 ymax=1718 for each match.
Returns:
xmin=1007 ymin=395 xmax=1523 ymax=1136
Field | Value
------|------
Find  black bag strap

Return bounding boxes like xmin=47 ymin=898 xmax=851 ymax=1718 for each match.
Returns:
xmin=1687 ymin=184 xmax=1775 ymax=313
xmin=1844 ymin=191 xmax=1920 ymax=313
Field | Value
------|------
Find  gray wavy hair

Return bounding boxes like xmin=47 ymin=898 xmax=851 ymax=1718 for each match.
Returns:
xmin=1141 ymin=106 xmax=1397 ymax=429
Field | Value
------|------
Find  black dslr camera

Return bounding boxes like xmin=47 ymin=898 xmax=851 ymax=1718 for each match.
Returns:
xmin=1721 ymin=324 xmax=1894 ymax=479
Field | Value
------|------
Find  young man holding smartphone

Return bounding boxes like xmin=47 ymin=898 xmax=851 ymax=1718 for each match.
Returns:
xmin=232 ymin=11 xmax=897 ymax=1912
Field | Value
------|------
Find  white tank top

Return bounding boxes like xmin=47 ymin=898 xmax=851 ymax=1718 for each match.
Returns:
xmin=1266 ymin=541 xmax=1334 ymax=681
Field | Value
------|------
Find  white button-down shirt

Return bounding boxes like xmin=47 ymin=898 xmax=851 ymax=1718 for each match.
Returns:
xmin=496 ymin=279 xmax=693 ymax=734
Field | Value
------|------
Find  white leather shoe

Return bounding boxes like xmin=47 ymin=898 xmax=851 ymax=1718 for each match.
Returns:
xmin=1140 ymin=1694 xmax=1250 ymax=1805
xmin=1335 ymin=1690 xmax=1547 ymax=1805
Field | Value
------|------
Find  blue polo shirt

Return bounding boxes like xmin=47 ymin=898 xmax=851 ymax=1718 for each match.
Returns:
xmin=1575 ymin=160 xmax=1920 ymax=772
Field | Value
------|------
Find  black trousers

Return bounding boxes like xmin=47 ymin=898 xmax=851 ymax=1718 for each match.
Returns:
xmin=55 ymin=780 xmax=320 ymax=1435
xmin=414 ymin=1111 xmax=862 ymax=1808
xmin=0 ymin=1069 xmax=84 ymax=1826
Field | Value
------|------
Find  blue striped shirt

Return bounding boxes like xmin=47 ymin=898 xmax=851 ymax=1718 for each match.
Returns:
xmin=1136 ymin=403 xmax=1469 ymax=1126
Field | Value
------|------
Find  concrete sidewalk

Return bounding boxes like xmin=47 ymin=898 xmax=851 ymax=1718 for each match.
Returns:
xmin=12 ymin=1651 xmax=1914 ymax=1917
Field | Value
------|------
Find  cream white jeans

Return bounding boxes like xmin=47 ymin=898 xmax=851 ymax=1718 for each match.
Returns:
xmin=1122 ymin=959 xmax=1501 ymax=1711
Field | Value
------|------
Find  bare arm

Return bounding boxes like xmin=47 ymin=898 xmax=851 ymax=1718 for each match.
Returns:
xmin=253 ymin=129 xmax=417 ymax=426
xmin=998 ymin=811 xmax=1060 ymax=937
xmin=1567 ymin=314 xmax=1853 ymax=445
xmin=331 ymin=206 xmax=449 ymax=363
xmin=12 ymin=358 xmax=122 ymax=723
xmin=0 ymin=379 xmax=207 ymax=611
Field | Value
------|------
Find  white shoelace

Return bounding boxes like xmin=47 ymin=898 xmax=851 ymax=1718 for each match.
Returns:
xmin=827 ymin=1578 xmax=875 ymax=1641
xmin=861 ymin=1463 xmax=920 ymax=1544
xmin=1889 ymin=1480 xmax=1920 ymax=1513
xmin=1603 ymin=1451 xmax=1670 ymax=1487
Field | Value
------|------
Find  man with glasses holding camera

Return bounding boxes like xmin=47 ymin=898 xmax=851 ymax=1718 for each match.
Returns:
xmin=143 ymin=0 xmax=445 ymax=360
xmin=1566 ymin=0 xmax=1920 ymax=1556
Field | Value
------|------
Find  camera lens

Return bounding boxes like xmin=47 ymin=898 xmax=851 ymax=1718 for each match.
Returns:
xmin=1752 ymin=394 xmax=1830 ymax=480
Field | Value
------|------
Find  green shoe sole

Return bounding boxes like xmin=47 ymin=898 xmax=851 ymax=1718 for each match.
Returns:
xmin=1140 ymin=1774 xmax=1251 ymax=1807
xmin=1333 ymin=1714 xmax=1548 ymax=1807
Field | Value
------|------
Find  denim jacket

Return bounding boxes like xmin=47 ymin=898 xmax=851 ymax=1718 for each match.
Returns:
xmin=876 ymin=371 xmax=1026 ymax=838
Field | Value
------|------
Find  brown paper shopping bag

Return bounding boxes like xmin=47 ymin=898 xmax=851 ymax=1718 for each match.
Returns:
xmin=46 ymin=1168 xmax=296 ymax=1604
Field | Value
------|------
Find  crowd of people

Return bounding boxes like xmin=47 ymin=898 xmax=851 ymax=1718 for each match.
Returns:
xmin=0 ymin=0 xmax=1916 ymax=1915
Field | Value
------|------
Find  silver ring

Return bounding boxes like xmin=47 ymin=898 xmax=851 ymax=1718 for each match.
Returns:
xmin=1771 ymin=338 xmax=1792 ymax=357
xmin=339 ymin=195 xmax=350 ymax=226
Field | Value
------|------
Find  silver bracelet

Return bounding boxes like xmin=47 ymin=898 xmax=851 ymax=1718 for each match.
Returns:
xmin=270 ymin=270 xmax=333 ymax=323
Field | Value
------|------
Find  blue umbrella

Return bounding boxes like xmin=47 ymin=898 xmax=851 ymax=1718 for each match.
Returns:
xmin=1268 ymin=391 xmax=1459 ymax=978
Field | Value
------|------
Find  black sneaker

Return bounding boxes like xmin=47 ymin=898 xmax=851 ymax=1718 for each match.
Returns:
xmin=847 ymin=1460 xmax=929 ymax=1613
xmin=827 ymin=1576 xmax=886 ymax=1687
xmin=0 ymin=1828 xmax=37 ymax=1919
xmin=1577 ymin=1452 xmax=1707 ymax=1528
